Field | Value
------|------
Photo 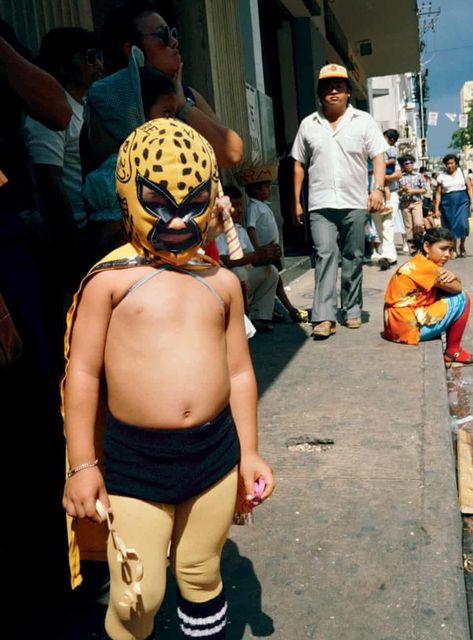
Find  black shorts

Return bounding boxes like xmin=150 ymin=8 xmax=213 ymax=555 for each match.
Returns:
xmin=104 ymin=406 xmax=240 ymax=503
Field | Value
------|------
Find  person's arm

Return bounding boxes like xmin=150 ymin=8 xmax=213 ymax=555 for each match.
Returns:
xmin=293 ymin=160 xmax=306 ymax=226
xmin=174 ymin=66 xmax=242 ymax=167
xmin=368 ymin=153 xmax=385 ymax=212
xmin=223 ymin=269 xmax=274 ymax=501
xmin=465 ymin=176 xmax=473 ymax=213
xmin=221 ymin=244 xmax=279 ymax=269
xmin=385 ymin=167 xmax=402 ymax=184
xmin=62 ymin=273 xmax=114 ymax=522
xmin=437 ymin=268 xmax=462 ymax=294
xmin=0 ymin=36 xmax=71 ymax=130
xmin=434 ymin=182 xmax=443 ymax=216
xmin=246 ymin=226 xmax=260 ymax=249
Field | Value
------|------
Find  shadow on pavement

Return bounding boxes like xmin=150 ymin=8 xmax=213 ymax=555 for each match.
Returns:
xmin=249 ymin=322 xmax=309 ymax=397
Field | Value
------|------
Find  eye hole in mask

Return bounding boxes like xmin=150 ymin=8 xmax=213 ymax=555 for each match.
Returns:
xmin=137 ymin=174 xmax=211 ymax=224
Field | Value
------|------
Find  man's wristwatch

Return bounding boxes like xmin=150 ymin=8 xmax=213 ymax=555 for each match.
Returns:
xmin=374 ymin=185 xmax=385 ymax=192
xmin=176 ymin=97 xmax=195 ymax=122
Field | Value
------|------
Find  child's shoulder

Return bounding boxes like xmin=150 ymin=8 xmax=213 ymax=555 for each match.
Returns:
xmin=80 ymin=266 xmax=156 ymax=307
xmin=210 ymin=264 xmax=242 ymax=292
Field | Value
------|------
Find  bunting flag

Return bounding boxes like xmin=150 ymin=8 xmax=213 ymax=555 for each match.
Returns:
xmin=445 ymin=112 xmax=457 ymax=122
xmin=459 ymin=113 xmax=469 ymax=128
xmin=428 ymin=111 xmax=438 ymax=126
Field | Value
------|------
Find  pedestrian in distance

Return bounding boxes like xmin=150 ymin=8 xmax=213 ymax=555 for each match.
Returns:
xmin=375 ymin=128 xmax=403 ymax=270
xmin=62 ymin=118 xmax=274 ymax=640
xmin=291 ymin=63 xmax=387 ymax=339
xmin=384 ymin=226 xmax=473 ymax=367
xmin=434 ymin=153 xmax=473 ymax=258
xmin=398 ymin=155 xmax=427 ymax=255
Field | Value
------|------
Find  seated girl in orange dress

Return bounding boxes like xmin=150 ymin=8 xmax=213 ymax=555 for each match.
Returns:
xmin=384 ymin=227 xmax=473 ymax=366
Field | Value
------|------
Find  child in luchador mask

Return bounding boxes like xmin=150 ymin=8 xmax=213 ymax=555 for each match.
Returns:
xmin=62 ymin=118 xmax=275 ymax=640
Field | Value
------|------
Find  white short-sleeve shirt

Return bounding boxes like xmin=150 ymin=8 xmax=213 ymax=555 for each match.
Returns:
xmin=216 ymin=223 xmax=254 ymax=256
xmin=437 ymin=168 xmax=467 ymax=194
xmin=291 ymin=104 xmax=388 ymax=211
xmin=245 ymin=198 xmax=279 ymax=245
xmin=23 ymin=92 xmax=87 ymax=228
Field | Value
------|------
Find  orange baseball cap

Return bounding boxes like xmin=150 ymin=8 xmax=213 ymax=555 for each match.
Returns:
xmin=318 ymin=63 xmax=348 ymax=80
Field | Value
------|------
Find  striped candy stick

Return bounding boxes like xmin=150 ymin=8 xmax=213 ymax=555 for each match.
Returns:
xmin=215 ymin=182 xmax=244 ymax=259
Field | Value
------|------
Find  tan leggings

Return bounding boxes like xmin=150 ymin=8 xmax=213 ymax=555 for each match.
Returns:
xmin=105 ymin=466 xmax=237 ymax=640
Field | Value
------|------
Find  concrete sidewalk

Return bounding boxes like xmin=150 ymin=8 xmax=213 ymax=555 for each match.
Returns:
xmin=50 ymin=243 xmax=473 ymax=640
xmin=217 ymin=245 xmax=472 ymax=639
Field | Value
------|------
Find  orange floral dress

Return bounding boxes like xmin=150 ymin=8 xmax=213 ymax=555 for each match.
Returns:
xmin=384 ymin=254 xmax=448 ymax=345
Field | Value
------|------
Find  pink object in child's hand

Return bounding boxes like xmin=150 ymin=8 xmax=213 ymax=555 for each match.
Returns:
xmin=251 ymin=477 xmax=266 ymax=506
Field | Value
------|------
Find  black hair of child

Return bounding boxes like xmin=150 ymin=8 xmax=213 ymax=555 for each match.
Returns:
xmin=415 ymin=226 xmax=456 ymax=253
xmin=244 ymin=181 xmax=271 ymax=198
xmin=399 ymin=154 xmax=416 ymax=166
xmin=138 ymin=67 xmax=176 ymax=116
xmin=383 ymin=128 xmax=399 ymax=143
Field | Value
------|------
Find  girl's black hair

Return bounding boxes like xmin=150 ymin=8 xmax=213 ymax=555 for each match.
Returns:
xmin=423 ymin=226 xmax=456 ymax=247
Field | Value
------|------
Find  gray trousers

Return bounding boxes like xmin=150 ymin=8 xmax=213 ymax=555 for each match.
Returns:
xmin=310 ymin=208 xmax=368 ymax=323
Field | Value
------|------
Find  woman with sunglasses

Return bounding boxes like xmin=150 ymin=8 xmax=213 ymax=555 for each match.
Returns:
xmin=434 ymin=154 xmax=473 ymax=258
xmin=92 ymin=0 xmax=243 ymax=169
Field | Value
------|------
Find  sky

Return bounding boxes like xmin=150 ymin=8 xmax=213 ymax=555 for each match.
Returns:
xmin=420 ymin=0 xmax=473 ymax=157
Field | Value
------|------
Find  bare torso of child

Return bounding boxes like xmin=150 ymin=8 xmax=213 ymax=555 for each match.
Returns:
xmin=101 ymin=265 xmax=232 ymax=429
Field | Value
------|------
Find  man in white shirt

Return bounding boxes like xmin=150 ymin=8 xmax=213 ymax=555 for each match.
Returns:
xmin=291 ymin=63 xmax=387 ymax=338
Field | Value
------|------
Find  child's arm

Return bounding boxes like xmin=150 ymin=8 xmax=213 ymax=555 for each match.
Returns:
xmin=62 ymin=273 xmax=114 ymax=523
xmin=437 ymin=268 xmax=462 ymax=294
xmin=221 ymin=244 xmax=280 ymax=269
xmin=223 ymin=270 xmax=275 ymax=501
xmin=246 ymin=226 xmax=260 ymax=250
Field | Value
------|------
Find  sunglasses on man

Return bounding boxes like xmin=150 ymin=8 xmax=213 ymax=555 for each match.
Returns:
xmin=142 ymin=25 xmax=178 ymax=46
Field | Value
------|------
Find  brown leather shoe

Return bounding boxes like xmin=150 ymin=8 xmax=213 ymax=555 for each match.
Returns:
xmin=312 ymin=321 xmax=336 ymax=339
xmin=346 ymin=317 xmax=362 ymax=329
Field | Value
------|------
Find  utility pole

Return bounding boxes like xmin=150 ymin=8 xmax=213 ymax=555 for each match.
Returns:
xmin=416 ymin=2 xmax=440 ymax=162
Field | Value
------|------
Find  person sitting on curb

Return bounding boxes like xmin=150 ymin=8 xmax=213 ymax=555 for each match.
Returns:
xmin=383 ymin=226 xmax=473 ymax=367
xmin=216 ymin=185 xmax=280 ymax=332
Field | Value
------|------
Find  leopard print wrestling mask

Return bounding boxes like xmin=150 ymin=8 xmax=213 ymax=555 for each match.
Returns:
xmin=116 ymin=118 xmax=219 ymax=265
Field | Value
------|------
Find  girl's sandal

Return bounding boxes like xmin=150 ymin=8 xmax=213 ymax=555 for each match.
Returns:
xmin=289 ymin=308 xmax=309 ymax=323
xmin=444 ymin=351 xmax=473 ymax=368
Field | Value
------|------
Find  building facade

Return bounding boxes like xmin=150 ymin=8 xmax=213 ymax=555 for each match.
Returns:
xmin=0 ymin=0 xmax=421 ymax=249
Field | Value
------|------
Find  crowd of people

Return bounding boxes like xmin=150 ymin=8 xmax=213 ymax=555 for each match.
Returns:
xmin=1 ymin=2 xmax=473 ymax=638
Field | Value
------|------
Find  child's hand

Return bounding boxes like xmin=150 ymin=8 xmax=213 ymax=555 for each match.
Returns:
xmin=207 ymin=196 xmax=229 ymax=242
xmin=173 ymin=63 xmax=187 ymax=112
xmin=439 ymin=268 xmax=456 ymax=284
xmin=63 ymin=468 xmax=111 ymax=524
xmin=239 ymin=451 xmax=275 ymax=503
